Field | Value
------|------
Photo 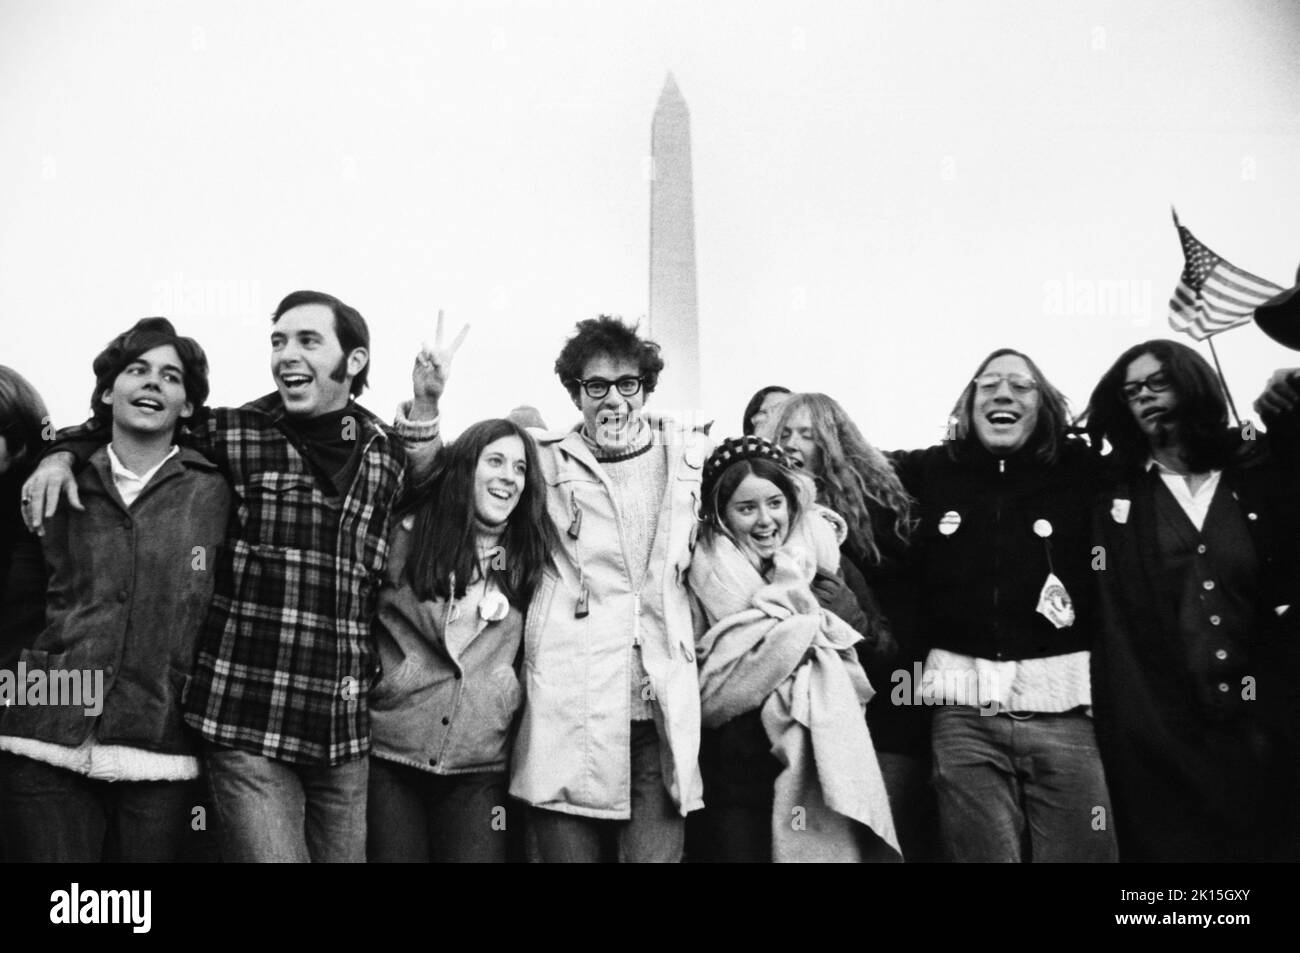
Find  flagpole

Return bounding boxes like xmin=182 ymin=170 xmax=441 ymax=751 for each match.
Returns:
xmin=1205 ymin=336 xmax=1241 ymax=427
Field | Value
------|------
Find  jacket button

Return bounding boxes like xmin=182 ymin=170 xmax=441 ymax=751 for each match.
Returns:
xmin=441 ymin=716 xmax=450 ymax=725
xmin=105 ymin=665 xmax=114 ymax=676
xmin=1247 ymin=512 xmax=1258 ymax=521
xmin=117 ymin=590 xmax=129 ymax=602
xmin=1215 ymin=649 xmax=1228 ymax=660
xmin=1209 ymin=615 xmax=1221 ymax=626
xmin=428 ymin=758 xmax=437 ymax=766
xmin=1217 ymin=682 xmax=1230 ymax=693
xmin=1196 ymin=544 xmax=1206 ymax=554
xmin=1202 ymin=580 xmax=1215 ymax=591
xmin=453 ymin=671 xmax=462 ymax=680
xmin=122 ymin=519 xmax=132 ymax=530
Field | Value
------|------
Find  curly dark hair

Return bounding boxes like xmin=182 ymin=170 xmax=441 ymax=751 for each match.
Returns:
xmin=1082 ymin=339 xmax=1238 ymax=474
xmin=90 ymin=318 xmax=210 ymax=429
xmin=553 ymin=315 xmax=665 ymax=401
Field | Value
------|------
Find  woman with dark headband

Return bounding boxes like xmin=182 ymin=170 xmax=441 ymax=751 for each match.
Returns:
xmin=688 ymin=435 xmax=897 ymax=862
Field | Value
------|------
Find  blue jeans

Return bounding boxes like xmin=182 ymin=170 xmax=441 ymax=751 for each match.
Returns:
xmin=205 ymin=743 xmax=368 ymax=863
xmin=0 ymin=752 xmax=203 ymax=863
xmin=931 ymin=706 xmax=1117 ymax=863
xmin=366 ymin=757 xmax=510 ymax=862
xmin=530 ymin=721 xmax=684 ymax=863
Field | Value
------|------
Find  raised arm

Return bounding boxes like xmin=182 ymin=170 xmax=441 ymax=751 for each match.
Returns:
xmin=396 ymin=309 xmax=469 ymax=484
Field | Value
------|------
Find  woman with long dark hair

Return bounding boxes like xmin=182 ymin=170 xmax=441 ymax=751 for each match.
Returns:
xmin=1083 ymin=339 xmax=1300 ymax=861
xmin=367 ymin=417 xmax=555 ymax=863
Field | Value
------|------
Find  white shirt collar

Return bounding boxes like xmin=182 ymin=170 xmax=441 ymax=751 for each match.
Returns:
xmin=106 ymin=444 xmax=179 ymax=507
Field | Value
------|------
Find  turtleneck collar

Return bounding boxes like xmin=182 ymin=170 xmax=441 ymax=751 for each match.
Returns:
xmin=579 ymin=416 xmax=653 ymax=462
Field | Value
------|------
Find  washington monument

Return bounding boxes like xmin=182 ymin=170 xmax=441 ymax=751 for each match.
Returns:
xmin=649 ymin=73 xmax=701 ymax=413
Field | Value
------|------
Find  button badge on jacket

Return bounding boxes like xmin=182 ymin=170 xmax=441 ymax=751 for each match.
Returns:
xmin=938 ymin=510 xmax=961 ymax=535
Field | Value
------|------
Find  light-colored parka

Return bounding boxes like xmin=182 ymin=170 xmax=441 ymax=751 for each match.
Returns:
xmin=508 ymin=419 xmax=709 ymax=819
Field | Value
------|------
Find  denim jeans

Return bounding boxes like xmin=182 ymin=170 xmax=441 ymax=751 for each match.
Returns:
xmin=530 ymin=721 xmax=684 ymax=863
xmin=367 ymin=757 xmax=510 ymax=862
xmin=0 ymin=752 xmax=202 ymax=863
xmin=931 ymin=706 xmax=1117 ymax=863
xmin=204 ymin=743 xmax=368 ymax=863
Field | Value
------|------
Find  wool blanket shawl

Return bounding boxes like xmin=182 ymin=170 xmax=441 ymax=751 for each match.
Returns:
xmin=689 ymin=524 xmax=900 ymax=862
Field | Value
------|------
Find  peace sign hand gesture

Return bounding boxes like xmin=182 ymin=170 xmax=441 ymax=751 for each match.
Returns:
xmin=411 ymin=309 xmax=470 ymax=418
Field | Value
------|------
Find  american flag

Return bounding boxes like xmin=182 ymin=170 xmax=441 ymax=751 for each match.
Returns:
xmin=1168 ymin=210 xmax=1283 ymax=341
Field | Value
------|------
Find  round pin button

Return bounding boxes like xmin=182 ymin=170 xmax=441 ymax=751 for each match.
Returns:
xmin=938 ymin=511 xmax=961 ymax=536
xmin=1033 ymin=519 xmax=1053 ymax=538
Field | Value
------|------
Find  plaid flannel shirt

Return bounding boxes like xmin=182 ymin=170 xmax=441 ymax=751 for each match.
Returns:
xmin=50 ymin=395 xmax=439 ymax=767
xmin=174 ymin=393 xmax=440 ymax=766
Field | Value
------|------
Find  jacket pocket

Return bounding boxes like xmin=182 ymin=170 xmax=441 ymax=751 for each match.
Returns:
xmin=491 ymin=664 xmax=523 ymax=724
xmin=368 ymin=656 xmax=424 ymax=711
xmin=237 ymin=472 xmax=320 ymax=550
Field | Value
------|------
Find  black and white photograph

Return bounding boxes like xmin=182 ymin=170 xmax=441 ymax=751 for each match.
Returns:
xmin=0 ymin=0 xmax=1296 ymax=931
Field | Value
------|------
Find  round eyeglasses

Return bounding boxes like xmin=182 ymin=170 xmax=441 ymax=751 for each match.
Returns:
xmin=576 ymin=376 xmax=644 ymax=399
xmin=973 ymin=373 xmax=1037 ymax=396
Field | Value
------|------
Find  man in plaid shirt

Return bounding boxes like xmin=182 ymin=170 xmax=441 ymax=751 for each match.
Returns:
xmin=22 ymin=290 xmax=464 ymax=862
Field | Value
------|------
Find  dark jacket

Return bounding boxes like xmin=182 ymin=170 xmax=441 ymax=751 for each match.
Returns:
xmin=1090 ymin=435 xmax=1300 ymax=861
xmin=0 ymin=469 xmax=46 ymax=672
xmin=889 ymin=439 xmax=1098 ymax=663
xmin=0 ymin=446 xmax=230 ymax=755
xmin=841 ymin=498 xmax=927 ymax=755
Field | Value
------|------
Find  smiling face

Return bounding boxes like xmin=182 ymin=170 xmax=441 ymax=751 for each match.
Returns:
xmin=576 ymin=353 xmax=646 ymax=449
xmin=100 ymin=344 xmax=194 ymax=439
xmin=473 ymin=435 xmax=527 ymax=527
xmin=271 ymin=303 xmax=367 ymax=418
xmin=1124 ymin=352 xmax=1178 ymax=445
xmin=778 ymin=406 xmax=822 ymax=475
xmin=723 ymin=473 xmax=791 ymax=565
xmin=972 ymin=354 xmax=1041 ymax=457
xmin=100 ymin=344 xmax=193 ymax=438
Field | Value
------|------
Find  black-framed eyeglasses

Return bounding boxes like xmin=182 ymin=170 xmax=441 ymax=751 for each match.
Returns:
xmin=1121 ymin=371 xmax=1172 ymax=402
xmin=973 ymin=373 xmax=1037 ymax=395
xmin=576 ymin=376 xmax=644 ymax=399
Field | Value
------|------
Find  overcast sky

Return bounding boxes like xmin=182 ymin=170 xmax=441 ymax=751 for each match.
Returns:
xmin=3 ymin=0 xmax=1299 ymax=449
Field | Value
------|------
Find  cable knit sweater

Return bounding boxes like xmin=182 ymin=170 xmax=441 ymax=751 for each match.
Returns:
xmin=582 ymin=423 xmax=668 ymax=721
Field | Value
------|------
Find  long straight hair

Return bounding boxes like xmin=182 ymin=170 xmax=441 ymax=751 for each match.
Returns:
xmin=946 ymin=347 xmax=1073 ymax=465
xmin=403 ymin=418 xmax=554 ymax=607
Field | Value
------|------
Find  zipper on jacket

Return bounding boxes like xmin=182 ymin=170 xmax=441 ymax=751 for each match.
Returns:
xmin=632 ymin=592 xmax=642 ymax=646
xmin=992 ymin=459 xmax=1004 ymax=649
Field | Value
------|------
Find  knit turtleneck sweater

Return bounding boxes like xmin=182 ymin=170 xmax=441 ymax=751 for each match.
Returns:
xmin=581 ymin=419 xmax=668 ymax=721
